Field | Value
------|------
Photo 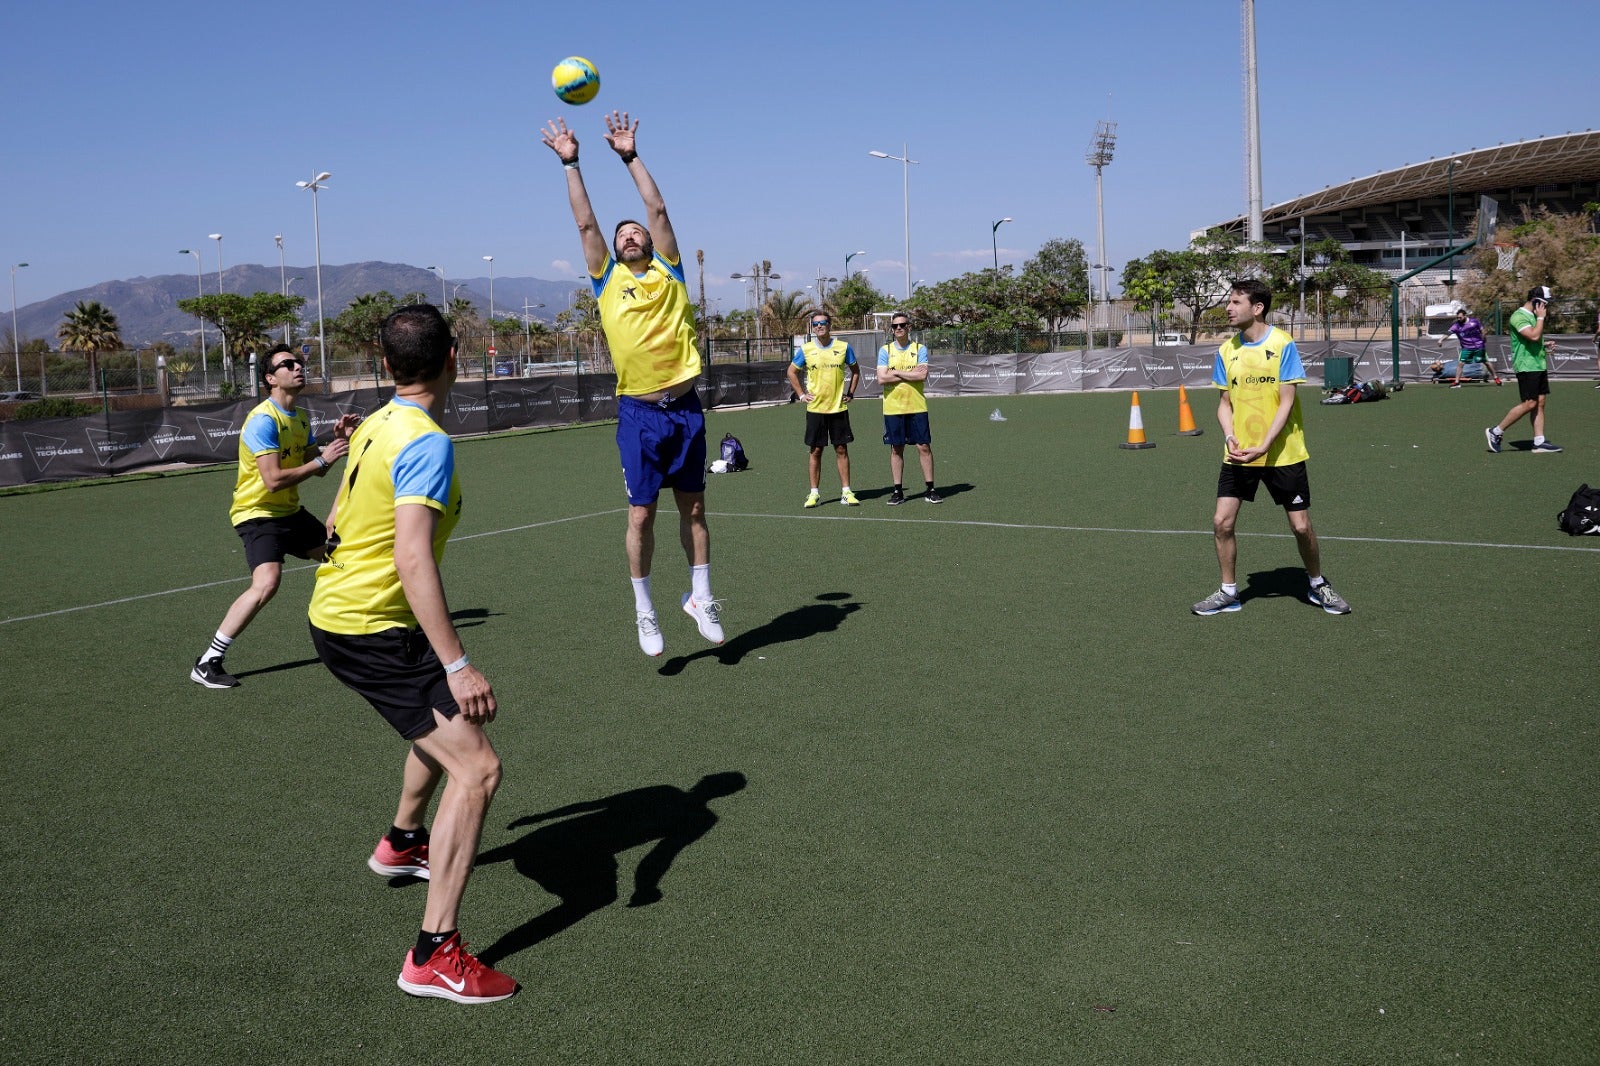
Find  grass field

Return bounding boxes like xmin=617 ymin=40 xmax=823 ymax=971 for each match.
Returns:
xmin=3 ymin=384 xmax=1598 ymax=1065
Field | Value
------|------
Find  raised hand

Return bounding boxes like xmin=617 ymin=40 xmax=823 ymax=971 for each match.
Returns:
xmin=541 ymin=118 xmax=579 ymax=163
xmin=603 ymin=110 xmax=638 ymax=156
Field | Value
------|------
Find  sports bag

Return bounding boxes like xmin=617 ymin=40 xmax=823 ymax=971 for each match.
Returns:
xmin=1557 ymin=483 xmax=1600 ymax=535
xmin=719 ymin=432 xmax=749 ymax=472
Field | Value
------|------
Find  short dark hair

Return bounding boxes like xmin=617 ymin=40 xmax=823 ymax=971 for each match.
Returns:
xmin=809 ymin=309 xmax=831 ymax=325
xmin=260 ymin=342 xmax=297 ymax=383
xmin=380 ymin=304 xmax=453 ymax=385
xmin=1230 ymin=277 xmax=1273 ymax=314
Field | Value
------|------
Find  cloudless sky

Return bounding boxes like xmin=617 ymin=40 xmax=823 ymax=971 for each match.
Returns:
xmin=5 ymin=0 xmax=1596 ymax=314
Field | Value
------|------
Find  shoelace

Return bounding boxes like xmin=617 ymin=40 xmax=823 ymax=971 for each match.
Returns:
xmin=699 ymin=598 xmax=725 ymax=622
xmin=438 ymin=940 xmax=483 ymax=978
xmin=637 ymin=613 xmax=661 ymax=635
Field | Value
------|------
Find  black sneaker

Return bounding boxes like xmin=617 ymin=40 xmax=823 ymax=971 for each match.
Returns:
xmin=1484 ymin=427 xmax=1502 ymax=454
xmin=886 ymin=489 xmax=906 ymax=506
xmin=923 ymin=489 xmax=944 ymax=504
xmin=190 ymin=658 xmax=240 ymax=689
xmin=1532 ymin=440 xmax=1563 ymax=453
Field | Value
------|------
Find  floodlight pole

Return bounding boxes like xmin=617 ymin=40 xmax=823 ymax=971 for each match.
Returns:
xmin=10 ymin=262 xmax=28 ymax=392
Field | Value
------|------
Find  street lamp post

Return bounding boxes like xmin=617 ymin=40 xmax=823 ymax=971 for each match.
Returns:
xmin=868 ymin=145 xmax=919 ymax=303
xmin=1288 ymin=223 xmax=1306 ymax=326
xmin=284 ymin=277 xmax=303 ymax=344
xmin=483 ymin=255 xmax=496 ymax=355
xmin=1446 ymin=157 xmax=1464 ymax=287
xmin=845 ymin=249 xmax=865 ymax=281
xmin=275 ymin=234 xmax=286 ymax=295
xmin=428 ymin=266 xmax=447 ymax=308
xmin=208 ymin=234 xmax=229 ymax=372
xmin=178 ymin=249 xmax=208 ymax=373
xmin=991 ymin=217 xmax=1013 ymax=271
xmin=10 ymin=262 xmax=27 ymax=392
xmin=295 ymin=170 xmax=332 ymax=384
xmin=522 ymin=300 xmax=544 ymax=360
xmin=729 ymin=264 xmax=781 ymax=354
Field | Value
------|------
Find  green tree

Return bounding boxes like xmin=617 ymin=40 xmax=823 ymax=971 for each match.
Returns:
xmin=764 ymin=290 xmax=813 ymax=339
xmin=329 ymin=291 xmax=400 ymax=363
xmin=828 ymin=273 xmax=889 ymax=327
xmin=178 ymin=292 xmax=306 ymax=361
xmin=1120 ymin=231 xmax=1255 ymax=343
xmin=57 ymin=299 xmax=122 ymax=383
xmin=1017 ymin=238 xmax=1090 ymax=334
xmin=1463 ymin=208 xmax=1600 ymax=331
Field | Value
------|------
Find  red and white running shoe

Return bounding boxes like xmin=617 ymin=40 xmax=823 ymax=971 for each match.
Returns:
xmin=398 ymin=934 xmax=518 ymax=1004
xmin=368 ymin=837 xmax=429 ymax=879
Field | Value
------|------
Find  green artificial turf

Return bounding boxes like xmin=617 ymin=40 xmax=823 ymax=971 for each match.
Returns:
xmin=2 ymin=385 xmax=1597 ymax=1064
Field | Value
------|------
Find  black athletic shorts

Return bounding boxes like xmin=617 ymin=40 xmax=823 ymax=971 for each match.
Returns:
xmin=309 ymin=624 xmax=459 ymax=740
xmin=804 ymin=410 xmax=854 ymax=448
xmin=1216 ymin=460 xmax=1311 ymax=511
xmin=1515 ymin=370 xmax=1549 ymax=404
xmin=235 ymin=508 xmax=328 ymax=570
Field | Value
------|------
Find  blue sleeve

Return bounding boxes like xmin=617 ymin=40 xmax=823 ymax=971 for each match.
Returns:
xmin=1279 ymin=340 xmax=1305 ymax=383
xmin=242 ymin=412 xmax=279 ymax=454
xmin=658 ymin=252 xmax=686 ymax=284
xmin=792 ymin=350 xmax=806 ymax=368
xmin=917 ymin=344 xmax=929 ymax=365
xmin=591 ymin=258 xmax=613 ymax=296
xmin=877 ymin=346 xmax=890 ymax=367
xmin=843 ymin=344 xmax=857 ymax=366
xmin=391 ymin=432 xmax=454 ymax=507
xmin=1210 ymin=353 xmax=1229 ymax=389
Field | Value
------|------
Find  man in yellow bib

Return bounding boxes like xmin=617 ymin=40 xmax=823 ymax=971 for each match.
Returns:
xmin=190 ymin=343 xmax=358 ymax=688
xmin=1192 ymin=279 xmax=1350 ymax=617
xmin=876 ymin=311 xmax=942 ymax=505
xmin=788 ymin=310 xmax=861 ymax=507
xmin=542 ymin=110 xmax=722 ymax=657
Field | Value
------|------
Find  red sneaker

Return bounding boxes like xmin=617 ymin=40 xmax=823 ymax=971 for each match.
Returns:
xmin=398 ymin=934 xmax=518 ymax=1004
xmin=368 ymin=837 xmax=429 ymax=879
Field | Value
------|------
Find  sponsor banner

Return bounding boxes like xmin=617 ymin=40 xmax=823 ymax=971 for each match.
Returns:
xmin=0 ymin=342 xmax=1582 ymax=486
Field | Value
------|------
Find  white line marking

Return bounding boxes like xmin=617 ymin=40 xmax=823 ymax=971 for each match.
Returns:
xmin=6 ymin=504 xmax=1593 ymax=627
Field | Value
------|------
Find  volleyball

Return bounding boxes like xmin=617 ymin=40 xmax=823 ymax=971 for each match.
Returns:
xmin=551 ymin=57 xmax=600 ymax=105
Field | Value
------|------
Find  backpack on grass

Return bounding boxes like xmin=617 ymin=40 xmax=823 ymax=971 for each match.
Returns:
xmin=717 ymin=432 xmax=749 ymax=472
xmin=1557 ymin=484 xmax=1600 ymax=536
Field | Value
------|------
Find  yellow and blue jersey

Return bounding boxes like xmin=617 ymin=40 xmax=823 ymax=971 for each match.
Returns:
xmin=877 ymin=341 xmax=928 ymax=416
xmin=594 ymin=251 xmax=700 ymax=397
xmin=1211 ymin=326 xmax=1308 ymax=468
xmin=309 ymin=398 xmax=461 ymax=635
xmin=793 ymin=339 xmax=856 ymax=414
xmin=230 ymin=398 xmax=314 ymax=525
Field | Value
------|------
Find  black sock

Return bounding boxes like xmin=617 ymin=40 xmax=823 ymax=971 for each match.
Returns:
xmin=894 ymin=483 xmax=903 ymax=492
xmin=925 ymin=481 xmax=936 ymax=491
xmin=387 ymin=825 xmax=428 ymax=849
xmin=414 ymin=928 xmax=455 ymax=964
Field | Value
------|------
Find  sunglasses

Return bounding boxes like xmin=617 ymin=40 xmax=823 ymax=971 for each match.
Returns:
xmin=810 ymin=320 xmax=830 ymax=327
xmin=270 ymin=358 xmax=304 ymax=372
xmin=891 ymin=322 xmax=909 ymax=329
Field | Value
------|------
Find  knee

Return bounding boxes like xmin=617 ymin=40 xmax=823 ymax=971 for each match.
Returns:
xmin=458 ymin=749 xmax=503 ymax=800
xmin=251 ymin=573 xmax=281 ymax=602
xmin=1212 ymin=513 xmax=1236 ymax=537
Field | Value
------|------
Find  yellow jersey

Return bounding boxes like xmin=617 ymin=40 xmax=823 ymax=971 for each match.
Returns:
xmin=308 ymin=398 xmax=461 ymax=635
xmin=1212 ymin=326 xmax=1308 ymax=468
xmin=878 ymin=340 xmax=928 ymax=416
xmin=230 ymin=398 xmax=314 ymax=525
xmin=594 ymin=251 xmax=700 ymax=397
xmin=793 ymin=339 xmax=856 ymax=414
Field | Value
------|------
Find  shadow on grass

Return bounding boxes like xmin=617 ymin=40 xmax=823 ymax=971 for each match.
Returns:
xmin=474 ymin=772 xmax=748 ymax=965
xmin=657 ymin=591 xmax=862 ymax=676
xmin=239 ymin=607 xmax=498 ymax=680
xmin=850 ymin=481 xmax=974 ymax=504
xmin=1241 ymin=566 xmax=1311 ymax=606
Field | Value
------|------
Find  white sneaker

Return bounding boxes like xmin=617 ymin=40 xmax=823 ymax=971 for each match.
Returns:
xmin=636 ymin=611 xmax=664 ymax=656
xmin=681 ymin=593 xmax=725 ymax=644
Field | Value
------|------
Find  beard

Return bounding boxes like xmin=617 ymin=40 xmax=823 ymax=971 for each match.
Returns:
xmin=616 ymin=235 xmax=654 ymax=266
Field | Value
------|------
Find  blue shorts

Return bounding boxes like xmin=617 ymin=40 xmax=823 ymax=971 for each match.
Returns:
xmin=617 ymin=390 xmax=707 ymax=505
xmin=882 ymin=412 xmax=932 ymax=447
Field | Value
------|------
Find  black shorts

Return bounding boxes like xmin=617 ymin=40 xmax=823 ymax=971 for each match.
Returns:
xmin=1515 ymin=371 xmax=1549 ymax=403
xmin=235 ymin=508 xmax=327 ymax=570
xmin=309 ymin=624 xmax=459 ymax=741
xmin=804 ymin=411 xmax=854 ymax=449
xmin=1217 ymin=461 xmax=1311 ymax=511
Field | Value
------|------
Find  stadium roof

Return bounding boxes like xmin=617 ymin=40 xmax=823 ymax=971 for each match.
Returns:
xmin=1214 ymin=130 xmax=1600 ymax=231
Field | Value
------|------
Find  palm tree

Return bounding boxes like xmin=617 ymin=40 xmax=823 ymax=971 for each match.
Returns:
xmin=764 ymin=290 xmax=814 ymax=340
xmin=57 ymin=300 xmax=123 ymax=386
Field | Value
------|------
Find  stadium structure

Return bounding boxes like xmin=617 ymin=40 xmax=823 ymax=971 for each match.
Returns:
xmin=1208 ymin=130 xmax=1600 ymax=309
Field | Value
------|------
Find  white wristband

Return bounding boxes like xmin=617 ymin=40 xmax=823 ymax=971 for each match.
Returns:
xmin=315 ymin=455 xmax=329 ymax=469
xmin=443 ymin=654 xmax=470 ymax=674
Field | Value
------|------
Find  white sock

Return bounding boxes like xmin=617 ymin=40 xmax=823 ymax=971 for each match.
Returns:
xmin=842 ymin=485 xmax=852 ymax=493
xmin=691 ymin=564 xmax=713 ymax=603
xmin=1221 ymin=583 xmax=1238 ymax=597
xmin=201 ymin=631 xmax=234 ymax=663
xmin=1309 ymin=576 xmax=1327 ymax=589
xmin=1535 ymin=435 xmax=1546 ymax=445
xmin=631 ymin=577 xmax=654 ymax=614
xmin=807 ymin=486 xmax=819 ymax=496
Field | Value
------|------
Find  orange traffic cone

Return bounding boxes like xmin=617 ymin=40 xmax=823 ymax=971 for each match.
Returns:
xmin=1176 ymin=384 xmax=1204 ymax=436
xmin=1119 ymin=391 xmax=1156 ymax=450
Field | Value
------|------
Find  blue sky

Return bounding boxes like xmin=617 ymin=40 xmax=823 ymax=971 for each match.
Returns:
xmin=5 ymin=0 xmax=1596 ymax=315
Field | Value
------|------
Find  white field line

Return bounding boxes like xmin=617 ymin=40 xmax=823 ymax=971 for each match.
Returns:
xmin=5 ymin=507 xmax=1594 ymax=627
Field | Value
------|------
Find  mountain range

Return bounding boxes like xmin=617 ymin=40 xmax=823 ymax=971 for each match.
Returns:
xmin=8 ymin=263 xmax=592 ymax=349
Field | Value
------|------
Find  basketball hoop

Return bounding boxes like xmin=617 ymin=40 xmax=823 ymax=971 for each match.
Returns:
xmin=1494 ymin=242 xmax=1519 ymax=272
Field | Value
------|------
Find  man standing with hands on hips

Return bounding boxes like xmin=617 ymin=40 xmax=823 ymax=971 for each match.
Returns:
xmin=1486 ymin=285 xmax=1562 ymax=454
xmin=541 ymin=110 xmax=723 ymax=657
xmin=788 ymin=310 xmax=861 ymax=508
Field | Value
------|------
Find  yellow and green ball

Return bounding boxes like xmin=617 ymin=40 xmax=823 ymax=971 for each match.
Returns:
xmin=551 ymin=57 xmax=600 ymax=106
